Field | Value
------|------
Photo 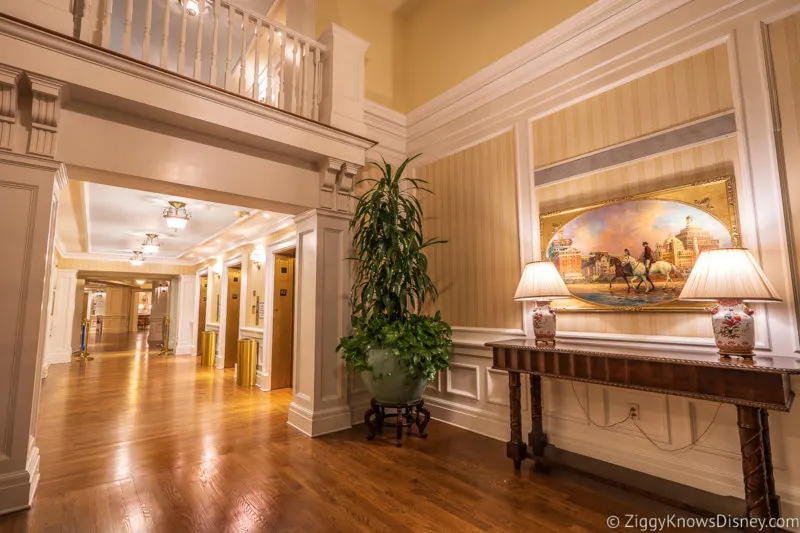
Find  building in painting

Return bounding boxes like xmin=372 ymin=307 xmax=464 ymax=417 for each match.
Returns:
xmin=657 ymin=216 xmax=722 ymax=271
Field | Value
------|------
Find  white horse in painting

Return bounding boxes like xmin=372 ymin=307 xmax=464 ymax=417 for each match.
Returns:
xmin=621 ymin=257 xmax=680 ymax=293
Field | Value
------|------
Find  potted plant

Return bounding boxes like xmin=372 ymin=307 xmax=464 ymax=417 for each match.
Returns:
xmin=337 ymin=155 xmax=452 ymax=404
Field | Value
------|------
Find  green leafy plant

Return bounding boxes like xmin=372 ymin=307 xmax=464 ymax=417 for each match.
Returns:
xmin=337 ymin=155 xmax=452 ymax=383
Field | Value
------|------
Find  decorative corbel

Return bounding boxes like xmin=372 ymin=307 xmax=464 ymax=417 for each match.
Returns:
xmin=26 ymin=73 xmax=65 ymax=158
xmin=0 ymin=66 xmax=22 ymax=151
xmin=336 ymin=161 xmax=360 ymax=213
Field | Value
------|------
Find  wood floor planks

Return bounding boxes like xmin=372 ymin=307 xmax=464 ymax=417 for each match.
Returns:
xmin=0 ymin=332 xmax=707 ymax=532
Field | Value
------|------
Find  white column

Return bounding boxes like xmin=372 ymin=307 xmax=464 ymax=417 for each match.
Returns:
xmin=44 ymin=269 xmax=78 ymax=366
xmin=174 ymin=275 xmax=197 ymax=355
xmin=317 ymin=24 xmax=370 ymax=136
xmin=0 ymin=153 xmax=66 ymax=514
xmin=288 ymin=208 xmax=352 ymax=437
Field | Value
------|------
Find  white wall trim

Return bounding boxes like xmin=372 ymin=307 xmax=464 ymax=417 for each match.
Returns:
xmin=59 ymin=251 xmax=194 ymax=265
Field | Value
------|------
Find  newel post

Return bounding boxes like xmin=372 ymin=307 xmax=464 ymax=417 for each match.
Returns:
xmin=316 ymin=24 xmax=370 ymax=136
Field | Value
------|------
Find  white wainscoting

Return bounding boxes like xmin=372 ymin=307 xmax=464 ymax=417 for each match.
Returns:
xmin=424 ymin=339 xmax=800 ymax=521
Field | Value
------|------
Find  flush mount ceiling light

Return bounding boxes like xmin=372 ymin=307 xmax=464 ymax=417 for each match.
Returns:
xmin=163 ymin=200 xmax=191 ymax=231
xmin=130 ymin=251 xmax=144 ymax=267
xmin=142 ymin=233 xmax=161 ymax=254
xmin=135 ymin=279 xmax=145 ymax=285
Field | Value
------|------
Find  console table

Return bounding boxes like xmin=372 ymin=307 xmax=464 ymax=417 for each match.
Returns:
xmin=486 ymin=338 xmax=800 ymax=520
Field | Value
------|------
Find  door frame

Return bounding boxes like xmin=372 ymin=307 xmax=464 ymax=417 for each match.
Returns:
xmin=193 ymin=267 xmax=209 ymax=356
xmin=260 ymin=235 xmax=297 ymax=391
xmin=218 ymin=255 xmax=242 ymax=369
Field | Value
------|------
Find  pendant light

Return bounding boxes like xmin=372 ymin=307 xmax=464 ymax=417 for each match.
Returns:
xmin=142 ymin=233 xmax=161 ymax=254
xmin=130 ymin=251 xmax=144 ymax=267
xmin=163 ymin=201 xmax=191 ymax=231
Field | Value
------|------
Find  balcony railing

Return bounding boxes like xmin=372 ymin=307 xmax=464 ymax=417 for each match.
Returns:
xmin=87 ymin=0 xmax=326 ymax=120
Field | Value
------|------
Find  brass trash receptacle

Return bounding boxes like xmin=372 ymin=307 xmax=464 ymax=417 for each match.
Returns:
xmin=237 ymin=338 xmax=257 ymax=386
xmin=200 ymin=331 xmax=216 ymax=367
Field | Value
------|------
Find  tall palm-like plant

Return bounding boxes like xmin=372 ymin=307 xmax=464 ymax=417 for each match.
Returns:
xmin=338 ymin=155 xmax=451 ymax=385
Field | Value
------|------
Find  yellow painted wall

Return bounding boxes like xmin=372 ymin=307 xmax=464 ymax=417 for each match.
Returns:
xmin=316 ymin=0 xmax=403 ymax=110
xmin=317 ymin=0 xmax=597 ymax=112
xmin=397 ymin=0 xmax=597 ymax=112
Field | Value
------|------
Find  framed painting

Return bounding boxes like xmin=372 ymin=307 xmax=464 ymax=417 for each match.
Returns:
xmin=539 ymin=176 xmax=740 ymax=312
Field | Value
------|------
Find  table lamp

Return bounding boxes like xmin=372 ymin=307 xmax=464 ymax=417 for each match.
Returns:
xmin=679 ymin=248 xmax=781 ymax=359
xmin=515 ymin=261 xmax=572 ymax=346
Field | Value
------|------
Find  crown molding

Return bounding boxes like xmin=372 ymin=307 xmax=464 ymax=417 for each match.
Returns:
xmin=363 ymin=99 xmax=408 ymax=163
xmin=404 ymin=0 xmax=693 ymax=141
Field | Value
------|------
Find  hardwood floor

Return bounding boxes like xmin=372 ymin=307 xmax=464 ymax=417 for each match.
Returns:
xmin=1 ymin=332 xmax=709 ymax=532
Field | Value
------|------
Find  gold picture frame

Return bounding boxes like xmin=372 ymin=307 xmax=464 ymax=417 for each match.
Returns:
xmin=539 ymin=176 xmax=740 ymax=313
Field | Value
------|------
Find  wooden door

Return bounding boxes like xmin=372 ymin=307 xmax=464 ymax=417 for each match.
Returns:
xmin=196 ymin=276 xmax=208 ymax=354
xmin=224 ymin=267 xmax=241 ymax=368
xmin=270 ymin=253 xmax=295 ymax=390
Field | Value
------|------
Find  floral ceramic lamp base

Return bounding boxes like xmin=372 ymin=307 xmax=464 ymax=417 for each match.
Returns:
xmin=532 ymin=300 xmax=557 ymax=347
xmin=712 ymin=298 xmax=756 ymax=359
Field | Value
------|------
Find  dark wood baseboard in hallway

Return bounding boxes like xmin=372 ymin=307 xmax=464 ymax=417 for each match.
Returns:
xmin=1 ymin=338 xmax=712 ymax=532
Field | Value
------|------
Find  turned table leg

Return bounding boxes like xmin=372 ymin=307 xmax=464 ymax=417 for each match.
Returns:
xmin=506 ymin=371 xmax=527 ymax=470
xmin=528 ymin=374 xmax=549 ymax=473
xmin=737 ymin=405 xmax=781 ymax=519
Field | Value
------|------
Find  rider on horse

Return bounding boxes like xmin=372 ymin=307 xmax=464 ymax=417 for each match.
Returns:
xmin=642 ymin=241 xmax=654 ymax=274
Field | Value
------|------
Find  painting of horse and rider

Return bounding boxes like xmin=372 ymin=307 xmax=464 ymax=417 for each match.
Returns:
xmin=543 ymin=194 xmax=736 ymax=310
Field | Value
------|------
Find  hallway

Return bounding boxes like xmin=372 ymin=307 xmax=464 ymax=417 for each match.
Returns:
xmin=0 ymin=334 xmax=708 ymax=532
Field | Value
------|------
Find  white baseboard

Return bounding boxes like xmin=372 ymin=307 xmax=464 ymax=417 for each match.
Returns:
xmin=0 ymin=443 xmax=39 ymax=516
xmin=287 ymin=401 xmax=352 ymax=437
xmin=174 ymin=343 xmax=193 ymax=355
xmin=41 ymin=362 xmax=49 ymax=380
xmin=214 ymin=356 xmax=223 ymax=369
xmin=256 ymin=370 xmax=269 ymax=391
xmin=45 ymin=349 xmax=71 ymax=365
xmin=424 ymin=395 xmax=509 ymax=441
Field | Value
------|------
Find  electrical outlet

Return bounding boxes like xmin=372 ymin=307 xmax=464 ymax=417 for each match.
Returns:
xmin=629 ymin=403 xmax=640 ymax=421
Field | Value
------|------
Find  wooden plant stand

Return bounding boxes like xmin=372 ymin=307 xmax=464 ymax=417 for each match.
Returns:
xmin=364 ymin=398 xmax=431 ymax=447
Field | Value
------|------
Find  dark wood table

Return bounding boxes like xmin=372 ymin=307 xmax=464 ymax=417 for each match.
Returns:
xmin=487 ymin=338 xmax=800 ymax=521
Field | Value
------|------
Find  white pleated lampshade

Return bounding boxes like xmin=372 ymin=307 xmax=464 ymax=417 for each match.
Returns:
xmin=514 ymin=261 xmax=571 ymax=301
xmin=679 ymin=248 xmax=781 ymax=302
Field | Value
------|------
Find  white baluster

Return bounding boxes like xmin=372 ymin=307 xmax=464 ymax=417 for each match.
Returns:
xmin=122 ymin=0 xmax=134 ymax=55
xmin=312 ymin=46 xmax=321 ymax=121
xmin=210 ymin=0 xmax=221 ymax=86
xmin=178 ymin=3 xmax=189 ymax=75
xmin=291 ymin=36 xmax=300 ymax=114
xmin=298 ymin=42 xmax=308 ymax=117
xmin=265 ymin=25 xmax=274 ymax=105
xmin=239 ymin=11 xmax=248 ymax=95
xmin=278 ymin=30 xmax=286 ymax=110
xmin=160 ymin=0 xmax=171 ymax=68
xmin=194 ymin=0 xmax=205 ymax=79
xmin=225 ymin=4 xmax=233 ymax=90
xmin=142 ymin=0 xmax=153 ymax=62
xmin=101 ymin=0 xmax=113 ymax=48
xmin=253 ymin=19 xmax=261 ymax=100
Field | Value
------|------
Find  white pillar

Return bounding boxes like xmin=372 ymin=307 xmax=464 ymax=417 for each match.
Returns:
xmin=317 ymin=24 xmax=370 ymax=136
xmin=287 ymin=208 xmax=352 ymax=437
xmin=0 ymin=153 xmax=66 ymax=514
xmin=44 ymin=269 xmax=78 ymax=366
xmin=174 ymin=275 xmax=197 ymax=355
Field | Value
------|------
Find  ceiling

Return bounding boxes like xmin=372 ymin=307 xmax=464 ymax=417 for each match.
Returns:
xmin=55 ymin=181 xmax=290 ymax=262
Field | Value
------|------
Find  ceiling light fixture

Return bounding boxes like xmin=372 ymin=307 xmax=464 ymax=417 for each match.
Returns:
xmin=135 ymin=279 xmax=145 ymax=285
xmin=142 ymin=233 xmax=161 ymax=254
xmin=130 ymin=251 xmax=144 ymax=267
xmin=163 ymin=200 xmax=191 ymax=231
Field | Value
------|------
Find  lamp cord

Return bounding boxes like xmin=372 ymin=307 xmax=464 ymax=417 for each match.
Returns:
xmin=570 ymin=382 xmax=723 ymax=452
